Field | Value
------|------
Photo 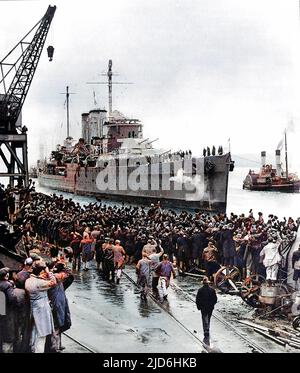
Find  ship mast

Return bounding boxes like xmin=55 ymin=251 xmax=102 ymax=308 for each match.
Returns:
xmin=108 ymin=60 xmax=113 ymax=118
xmin=66 ymin=86 xmax=70 ymax=138
xmin=60 ymin=85 xmax=75 ymax=138
xmin=285 ymin=129 xmax=288 ymax=180
xmin=86 ymin=60 xmax=133 ymax=120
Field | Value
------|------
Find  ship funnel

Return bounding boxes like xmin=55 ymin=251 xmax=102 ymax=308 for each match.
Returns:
xmin=261 ymin=151 xmax=266 ymax=166
xmin=275 ymin=149 xmax=281 ymax=176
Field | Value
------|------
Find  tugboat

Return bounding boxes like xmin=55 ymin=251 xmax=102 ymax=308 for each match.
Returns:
xmin=243 ymin=131 xmax=300 ymax=192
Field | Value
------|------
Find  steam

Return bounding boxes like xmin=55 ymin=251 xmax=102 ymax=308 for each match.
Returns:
xmin=276 ymin=138 xmax=284 ymax=150
xmin=170 ymin=168 xmax=204 ymax=201
xmin=277 ymin=119 xmax=296 ymax=150
xmin=287 ymin=118 xmax=295 ymax=133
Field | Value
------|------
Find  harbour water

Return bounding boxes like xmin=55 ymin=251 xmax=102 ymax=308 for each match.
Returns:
xmin=227 ymin=167 xmax=300 ymax=219
xmin=35 ymin=166 xmax=300 ymax=219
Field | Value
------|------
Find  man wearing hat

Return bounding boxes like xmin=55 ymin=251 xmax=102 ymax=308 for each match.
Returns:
xmin=95 ymin=235 xmax=105 ymax=271
xmin=30 ymin=252 xmax=42 ymax=262
xmin=113 ymin=240 xmax=126 ymax=284
xmin=196 ymin=277 xmax=217 ymax=346
xmin=136 ymin=252 xmax=152 ymax=300
xmin=221 ymin=224 xmax=236 ymax=269
xmin=0 ymin=267 xmax=17 ymax=353
xmin=155 ymin=254 xmax=176 ymax=300
xmin=147 ymin=203 xmax=157 ymax=218
xmin=142 ymin=238 xmax=157 ymax=256
xmin=70 ymin=233 xmax=82 ymax=271
xmin=292 ymin=245 xmax=300 ymax=291
xmin=13 ymin=258 xmax=33 ymax=353
xmin=81 ymin=235 xmax=94 ymax=271
xmin=46 ymin=262 xmax=72 ymax=352
xmin=16 ymin=258 xmax=33 ymax=289
xmin=102 ymin=238 xmax=115 ymax=281
xmin=0 ymin=267 xmax=15 ymax=303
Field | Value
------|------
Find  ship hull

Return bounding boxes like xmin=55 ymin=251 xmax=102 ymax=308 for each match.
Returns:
xmin=38 ymin=153 xmax=232 ymax=213
xmin=243 ymin=183 xmax=300 ymax=192
xmin=243 ymin=173 xmax=300 ymax=192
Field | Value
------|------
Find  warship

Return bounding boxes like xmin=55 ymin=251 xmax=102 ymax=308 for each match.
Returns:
xmin=38 ymin=61 xmax=234 ymax=213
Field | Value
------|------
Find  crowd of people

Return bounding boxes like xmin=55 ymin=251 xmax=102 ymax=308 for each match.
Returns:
xmin=0 ymin=180 xmax=35 ymax=223
xmin=18 ymin=193 xmax=298 ymax=281
xmin=0 ymin=185 xmax=299 ymax=352
xmin=0 ymin=183 xmax=74 ymax=353
xmin=2 ymin=189 xmax=299 ymax=285
xmin=0 ymin=248 xmax=73 ymax=353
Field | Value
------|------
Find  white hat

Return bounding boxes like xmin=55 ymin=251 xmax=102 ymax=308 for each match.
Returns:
xmin=24 ymin=257 xmax=33 ymax=266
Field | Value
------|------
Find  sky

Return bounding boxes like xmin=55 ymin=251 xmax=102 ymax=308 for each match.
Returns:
xmin=1 ymin=0 xmax=300 ymax=171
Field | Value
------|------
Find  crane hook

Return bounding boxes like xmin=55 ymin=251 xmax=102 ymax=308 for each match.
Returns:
xmin=47 ymin=45 xmax=54 ymax=61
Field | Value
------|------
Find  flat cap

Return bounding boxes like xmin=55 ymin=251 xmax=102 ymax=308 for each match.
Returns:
xmin=29 ymin=253 xmax=41 ymax=261
xmin=0 ymin=267 xmax=9 ymax=279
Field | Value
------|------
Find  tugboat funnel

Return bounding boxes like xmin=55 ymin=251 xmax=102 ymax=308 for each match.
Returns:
xmin=261 ymin=151 xmax=266 ymax=166
xmin=276 ymin=149 xmax=281 ymax=176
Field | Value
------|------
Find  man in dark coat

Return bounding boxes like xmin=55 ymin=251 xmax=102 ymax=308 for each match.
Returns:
xmin=46 ymin=263 xmax=72 ymax=352
xmin=15 ymin=258 xmax=33 ymax=352
xmin=196 ymin=277 xmax=217 ymax=346
xmin=70 ymin=234 xmax=82 ymax=271
xmin=0 ymin=267 xmax=18 ymax=353
xmin=176 ymin=233 xmax=190 ymax=272
xmin=15 ymin=257 xmax=33 ymax=288
xmin=191 ymin=229 xmax=207 ymax=267
xmin=292 ymin=245 xmax=300 ymax=291
xmin=103 ymin=239 xmax=115 ymax=282
xmin=95 ymin=235 xmax=105 ymax=271
xmin=221 ymin=225 xmax=236 ymax=267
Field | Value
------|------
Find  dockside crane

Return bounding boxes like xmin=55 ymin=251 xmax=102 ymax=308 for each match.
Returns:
xmin=0 ymin=5 xmax=56 ymax=187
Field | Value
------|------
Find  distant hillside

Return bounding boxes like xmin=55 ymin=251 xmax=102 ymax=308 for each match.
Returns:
xmin=232 ymin=153 xmax=261 ymax=168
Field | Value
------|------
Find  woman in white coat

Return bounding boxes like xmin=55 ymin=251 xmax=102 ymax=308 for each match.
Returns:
xmin=25 ymin=262 xmax=57 ymax=353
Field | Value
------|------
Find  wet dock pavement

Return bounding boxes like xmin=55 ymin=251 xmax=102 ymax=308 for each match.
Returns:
xmin=64 ymin=263 xmax=205 ymax=353
xmin=63 ymin=262 xmax=287 ymax=353
xmin=124 ymin=267 xmax=254 ymax=353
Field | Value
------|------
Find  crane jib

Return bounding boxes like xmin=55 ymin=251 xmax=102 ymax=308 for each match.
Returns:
xmin=0 ymin=5 xmax=56 ymax=132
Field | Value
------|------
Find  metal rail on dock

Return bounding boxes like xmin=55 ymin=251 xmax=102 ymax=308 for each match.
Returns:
xmin=62 ymin=331 xmax=98 ymax=353
xmin=170 ymin=282 xmax=269 ymax=353
xmin=122 ymin=270 xmax=213 ymax=353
